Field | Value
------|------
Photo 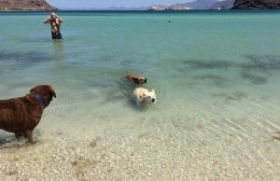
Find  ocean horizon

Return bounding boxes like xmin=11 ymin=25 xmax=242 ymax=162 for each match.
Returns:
xmin=0 ymin=10 xmax=279 ymax=180
xmin=1 ymin=9 xmax=280 ymax=13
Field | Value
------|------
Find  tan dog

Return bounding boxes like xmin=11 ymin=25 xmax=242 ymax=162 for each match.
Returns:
xmin=125 ymin=73 xmax=147 ymax=85
xmin=0 ymin=85 xmax=56 ymax=143
xmin=133 ymin=87 xmax=156 ymax=103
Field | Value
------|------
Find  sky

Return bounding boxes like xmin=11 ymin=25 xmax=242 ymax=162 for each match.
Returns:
xmin=47 ymin=0 xmax=199 ymax=9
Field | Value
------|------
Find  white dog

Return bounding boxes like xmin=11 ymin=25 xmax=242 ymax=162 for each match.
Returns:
xmin=133 ymin=87 xmax=156 ymax=103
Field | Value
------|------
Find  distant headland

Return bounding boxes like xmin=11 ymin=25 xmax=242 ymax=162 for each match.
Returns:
xmin=232 ymin=0 xmax=280 ymax=9
xmin=0 ymin=0 xmax=56 ymax=11
xmin=148 ymin=0 xmax=280 ymax=11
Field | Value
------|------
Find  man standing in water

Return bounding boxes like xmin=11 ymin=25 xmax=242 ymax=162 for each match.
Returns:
xmin=43 ymin=12 xmax=64 ymax=40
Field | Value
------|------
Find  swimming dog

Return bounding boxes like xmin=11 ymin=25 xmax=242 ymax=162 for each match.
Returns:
xmin=125 ymin=73 xmax=147 ymax=85
xmin=133 ymin=87 xmax=156 ymax=103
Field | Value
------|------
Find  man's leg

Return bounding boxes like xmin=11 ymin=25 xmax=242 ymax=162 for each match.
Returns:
xmin=51 ymin=32 xmax=62 ymax=40
xmin=51 ymin=32 xmax=56 ymax=39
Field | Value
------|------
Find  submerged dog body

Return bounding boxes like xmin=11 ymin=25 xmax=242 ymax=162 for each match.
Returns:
xmin=133 ymin=87 xmax=156 ymax=104
xmin=0 ymin=85 xmax=56 ymax=142
xmin=125 ymin=73 xmax=147 ymax=85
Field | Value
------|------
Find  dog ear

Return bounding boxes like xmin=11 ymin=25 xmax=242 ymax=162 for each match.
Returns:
xmin=49 ymin=87 xmax=56 ymax=98
xmin=126 ymin=73 xmax=133 ymax=79
xmin=30 ymin=87 xmax=35 ymax=93
xmin=144 ymin=78 xmax=147 ymax=83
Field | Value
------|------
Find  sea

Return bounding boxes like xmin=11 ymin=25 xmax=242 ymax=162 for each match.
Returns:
xmin=0 ymin=10 xmax=279 ymax=180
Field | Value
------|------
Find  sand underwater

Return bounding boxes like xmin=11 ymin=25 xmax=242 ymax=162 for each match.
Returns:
xmin=0 ymin=11 xmax=280 ymax=180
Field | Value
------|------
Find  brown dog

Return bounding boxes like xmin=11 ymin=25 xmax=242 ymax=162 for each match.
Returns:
xmin=125 ymin=73 xmax=147 ymax=85
xmin=0 ymin=85 xmax=56 ymax=143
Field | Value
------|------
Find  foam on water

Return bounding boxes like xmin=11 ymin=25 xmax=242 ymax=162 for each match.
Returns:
xmin=0 ymin=11 xmax=280 ymax=180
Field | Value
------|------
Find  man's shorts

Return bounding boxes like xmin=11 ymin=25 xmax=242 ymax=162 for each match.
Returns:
xmin=52 ymin=32 xmax=63 ymax=40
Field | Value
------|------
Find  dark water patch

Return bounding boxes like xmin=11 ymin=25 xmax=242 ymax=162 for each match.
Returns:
xmin=181 ymin=56 xmax=280 ymax=73
xmin=241 ymin=55 xmax=280 ymax=72
xmin=183 ymin=60 xmax=235 ymax=70
xmin=193 ymin=74 xmax=228 ymax=87
xmin=120 ymin=59 xmax=135 ymax=66
xmin=184 ymin=55 xmax=280 ymax=73
xmin=16 ymin=37 xmax=51 ymax=44
xmin=211 ymin=91 xmax=248 ymax=101
xmin=99 ymin=81 xmax=128 ymax=105
xmin=0 ymin=51 xmax=51 ymax=65
xmin=99 ymin=94 xmax=125 ymax=105
xmin=232 ymin=91 xmax=248 ymax=100
xmin=180 ymin=55 xmax=280 ymax=87
xmin=241 ymin=72 xmax=268 ymax=85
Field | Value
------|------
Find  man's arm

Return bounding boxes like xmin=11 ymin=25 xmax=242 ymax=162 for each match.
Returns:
xmin=55 ymin=15 xmax=64 ymax=23
xmin=43 ymin=16 xmax=50 ymax=24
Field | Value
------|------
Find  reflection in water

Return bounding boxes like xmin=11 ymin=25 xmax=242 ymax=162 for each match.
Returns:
xmin=53 ymin=40 xmax=64 ymax=61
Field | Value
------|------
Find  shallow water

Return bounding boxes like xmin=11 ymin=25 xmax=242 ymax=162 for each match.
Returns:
xmin=0 ymin=11 xmax=280 ymax=180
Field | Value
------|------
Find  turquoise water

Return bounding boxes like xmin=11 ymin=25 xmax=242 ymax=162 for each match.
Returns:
xmin=0 ymin=11 xmax=280 ymax=180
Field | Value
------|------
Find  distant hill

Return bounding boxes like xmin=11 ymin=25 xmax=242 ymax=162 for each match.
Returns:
xmin=149 ymin=0 xmax=222 ymax=11
xmin=211 ymin=0 xmax=235 ymax=9
xmin=181 ymin=0 xmax=220 ymax=9
xmin=232 ymin=0 xmax=280 ymax=9
xmin=0 ymin=0 xmax=56 ymax=11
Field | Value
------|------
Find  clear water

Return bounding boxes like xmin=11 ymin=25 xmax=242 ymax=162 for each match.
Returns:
xmin=0 ymin=11 xmax=280 ymax=180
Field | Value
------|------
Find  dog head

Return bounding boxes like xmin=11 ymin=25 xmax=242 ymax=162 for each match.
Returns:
xmin=30 ymin=85 xmax=56 ymax=107
xmin=139 ymin=88 xmax=156 ymax=103
xmin=133 ymin=76 xmax=147 ymax=84
xmin=126 ymin=73 xmax=147 ymax=84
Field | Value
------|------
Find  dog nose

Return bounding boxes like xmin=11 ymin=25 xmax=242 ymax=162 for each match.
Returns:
xmin=152 ymin=99 xmax=155 ymax=102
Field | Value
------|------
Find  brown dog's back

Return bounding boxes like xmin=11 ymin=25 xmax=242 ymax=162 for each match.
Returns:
xmin=0 ymin=97 xmax=42 ymax=133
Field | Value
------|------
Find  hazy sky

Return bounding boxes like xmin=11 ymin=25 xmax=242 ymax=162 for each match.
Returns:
xmin=47 ymin=0 xmax=197 ymax=9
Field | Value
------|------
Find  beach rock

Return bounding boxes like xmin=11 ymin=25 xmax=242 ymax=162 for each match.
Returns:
xmin=232 ymin=0 xmax=280 ymax=9
xmin=0 ymin=0 xmax=57 ymax=11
